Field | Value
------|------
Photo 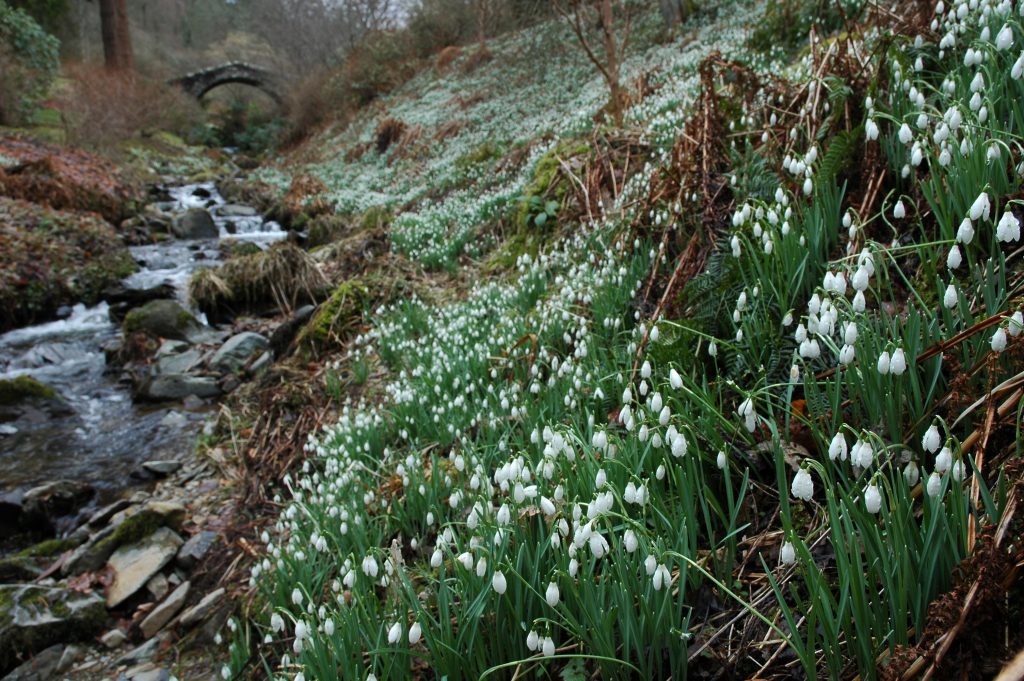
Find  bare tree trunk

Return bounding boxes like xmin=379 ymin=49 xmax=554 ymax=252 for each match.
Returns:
xmin=99 ymin=0 xmax=133 ymax=70
xmin=598 ymin=0 xmax=624 ymax=124
xmin=557 ymin=0 xmax=629 ymax=125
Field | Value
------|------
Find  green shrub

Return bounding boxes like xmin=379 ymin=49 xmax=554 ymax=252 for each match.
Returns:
xmin=0 ymin=1 xmax=59 ymax=124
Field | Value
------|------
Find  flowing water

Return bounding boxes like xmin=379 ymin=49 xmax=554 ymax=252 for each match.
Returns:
xmin=0 ymin=182 xmax=285 ymax=511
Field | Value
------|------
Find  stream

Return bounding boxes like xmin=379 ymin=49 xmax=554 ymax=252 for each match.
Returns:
xmin=0 ymin=182 xmax=285 ymax=522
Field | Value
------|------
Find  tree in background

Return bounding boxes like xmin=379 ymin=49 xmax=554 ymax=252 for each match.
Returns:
xmin=658 ymin=0 xmax=696 ymax=28
xmin=97 ymin=0 xmax=132 ymax=70
xmin=555 ymin=0 xmax=632 ymax=125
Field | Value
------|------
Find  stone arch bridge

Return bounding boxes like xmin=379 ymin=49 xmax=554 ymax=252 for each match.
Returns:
xmin=171 ymin=62 xmax=284 ymax=104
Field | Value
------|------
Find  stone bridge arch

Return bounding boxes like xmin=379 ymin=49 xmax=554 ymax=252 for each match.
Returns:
xmin=171 ymin=62 xmax=284 ymax=105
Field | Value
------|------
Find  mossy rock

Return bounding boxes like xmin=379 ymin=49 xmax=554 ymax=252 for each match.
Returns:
xmin=15 ymin=536 xmax=78 ymax=559
xmin=306 ymin=214 xmax=350 ymax=249
xmin=0 ymin=585 xmax=106 ymax=674
xmin=0 ymin=376 xmax=58 ymax=407
xmin=122 ymin=299 xmax=202 ymax=342
xmin=297 ymin=279 xmax=368 ymax=354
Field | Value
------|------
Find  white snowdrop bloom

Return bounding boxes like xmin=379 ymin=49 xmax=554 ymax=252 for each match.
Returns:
xmin=430 ymin=549 xmax=443 ymax=568
xmin=956 ymin=218 xmax=975 ymax=243
xmin=589 ymin=532 xmax=609 ymax=558
xmin=780 ymin=541 xmax=796 ymax=565
xmin=652 ymin=563 xmax=672 ymax=591
xmin=669 ymin=368 xmax=683 ymax=389
xmin=595 ymin=469 xmax=607 ymax=489
xmin=890 ymin=348 xmax=908 ymax=375
xmin=935 ymin=446 xmax=953 ymax=474
xmin=650 ymin=392 xmax=663 ymax=413
xmin=844 ymin=322 xmax=859 ymax=345
xmin=1013 ymin=53 xmax=1024 ymax=79
xmin=947 ymin=245 xmax=962 ymax=269
xmin=409 ymin=621 xmax=422 ymax=645
xmin=927 ymin=471 xmax=942 ymax=497
xmin=476 ymin=557 xmax=488 ymax=577
xmin=877 ymin=350 xmax=891 ymax=375
xmin=492 ymin=570 xmax=507 ymax=595
xmin=944 ymin=283 xmax=958 ymax=309
xmin=997 ymin=211 xmax=1021 ymax=242
xmin=939 ymin=148 xmax=952 ymax=167
xmin=659 ymin=406 xmax=671 ymax=426
xmin=794 ymin=323 xmax=808 ymax=343
xmin=911 ymin=145 xmax=924 ymax=167
xmin=866 ymin=118 xmax=879 ymax=140
xmin=852 ymin=266 xmax=870 ymax=291
xmin=839 ymin=344 xmax=856 ymax=365
xmin=640 ymin=360 xmax=652 ymax=379
xmin=291 ymin=588 xmax=304 ymax=606
xmin=526 ymin=630 xmax=539 ymax=651
xmin=970 ymin=71 xmax=985 ymax=93
xmin=898 ymin=123 xmax=913 ymax=144
xmin=624 ymin=529 xmax=639 ymax=553
xmin=540 ymin=496 xmax=556 ymax=516
xmin=828 ymin=433 xmax=848 ymax=461
xmin=803 ymin=177 xmax=813 ymax=196
xmin=457 ymin=551 xmax=473 ymax=570
xmin=650 ymin=325 xmax=660 ymax=342
xmin=708 ymin=341 xmax=718 ymax=357
xmin=893 ymin=200 xmax=906 ymax=219
xmin=904 ymin=461 xmax=921 ymax=487
xmin=545 ymin=582 xmax=560 ymax=607
xmin=864 ymin=484 xmax=882 ymax=514
xmin=671 ymin=432 xmax=688 ymax=457
xmin=1009 ymin=311 xmax=1023 ymax=336
xmin=731 ymin=235 xmax=741 ymax=257
xmin=996 ymin=24 xmax=1014 ymax=50
xmin=388 ymin=622 xmax=403 ymax=644
xmin=271 ymin=613 xmax=285 ymax=633
xmin=992 ymin=326 xmax=1008 ymax=352
xmin=952 ymin=460 xmax=966 ymax=481
xmin=922 ymin=424 xmax=942 ymax=453
xmin=717 ymin=451 xmax=727 ymax=470
xmin=644 ymin=554 xmax=657 ymax=576
xmin=969 ymin=192 xmax=991 ymax=221
xmin=782 ymin=311 xmax=794 ymax=327
xmin=791 ymin=468 xmax=814 ymax=501
xmin=542 ymin=636 xmax=556 ymax=657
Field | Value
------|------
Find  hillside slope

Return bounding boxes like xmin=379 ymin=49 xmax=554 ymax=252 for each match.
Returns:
xmin=227 ymin=1 xmax=1024 ymax=679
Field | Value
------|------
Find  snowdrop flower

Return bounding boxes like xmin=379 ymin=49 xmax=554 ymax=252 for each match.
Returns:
xmin=951 ymin=217 xmax=973 ymax=246
xmin=839 ymin=344 xmax=856 ymax=365
xmin=652 ymin=563 xmax=672 ymax=590
xmin=409 ymin=621 xmax=422 ymax=645
xmin=877 ymin=350 xmax=891 ymax=375
xmin=828 ymin=433 xmax=848 ymax=461
xmin=926 ymin=471 xmax=942 ymax=497
xmin=996 ymin=24 xmax=1014 ymax=50
xmin=731 ymin=235 xmax=741 ymax=257
xmin=791 ymin=468 xmax=814 ymax=501
xmin=542 ymin=636 xmax=556 ymax=657
xmin=492 ymin=570 xmax=507 ymax=595
xmin=291 ymin=588 xmax=304 ymax=606
xmin=1009 ymin=311 xmax=1023 ymax=337
xmin=952 ymin=460 xmax=966 ymax=481
xmin=904 ymin=461 xmax=920 ymax=487
xmin=803 ymin=177 xmax=813 ymax=196
xmin=969 ymin=192 xmax=991 ymax=221
xmin=669 ymin=368 xmax=682 ymax=389
xmin=898 ymin=123 xmax=913 ymax=144
xmin=864 ymin=484 xmax=882 ymax=513
xmin=947 ymin=245 xmax=962 ymax=269
xmin=623 ymin=529 xmax=638 ymax=553
xmin=717 ymin=451 xmax=727 ymax=469
xmin=890 ymin=348 xmax=908 ymax=375
xmin=996 ymin=210 xmax=1021 ymax=242
xmin=780 ymin=541 xmax=796 ymax=565
xmin=944 ymin=283 xmax=958 ymax=309
xmin=852 ymin=266 xmax=870 ymax=291
xmin=893 ymin=200 xmax=906 ymax=219
xmin=526 ymin=630 xmax=539 ymax=651
xmin=992 ymin=326 xmax=1008 ymax=352
xmin=271 ymin=613 xmax=285 ymax=633
xmin=708 ymin=341 xmax=718 ymax=357
xmin=934 ymin=446 xmax=952 ymax=474
xmin=545 ymin=582 xmax=560 ymax=607
xmin=922 ymin=424 xmax=942 ymax=453
xmin=388 ymin=622 xmax=403 ymax=644
xmin=866 ymin=118 xmax=879 ymax=140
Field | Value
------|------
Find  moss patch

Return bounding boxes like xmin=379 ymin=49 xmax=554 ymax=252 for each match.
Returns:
xmin=515 ymin=140 xmax=589 ymax=229
xmin=297 ymin=279 xmax=368 ymax=354
xmin=0 ymin=376 xmax=58 ymax=406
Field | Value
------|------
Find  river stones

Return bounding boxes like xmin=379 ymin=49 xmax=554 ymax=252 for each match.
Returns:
xmin=139 ymin=581 xmax=189 ymax=638
xmin=105 ymin=527 xmax=183 ymax=608
xmin=170 ymin=208 xmax=217 ymax=239
xmin=122 ymin=300 xmax=203 ymax=342
xmin=209 ymin=332 xmax=268 ymax=373
xmin=0 ymin=585 xmax=106 ymax=674
xmin=138 ymin=374 xmax=220 ymax=401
